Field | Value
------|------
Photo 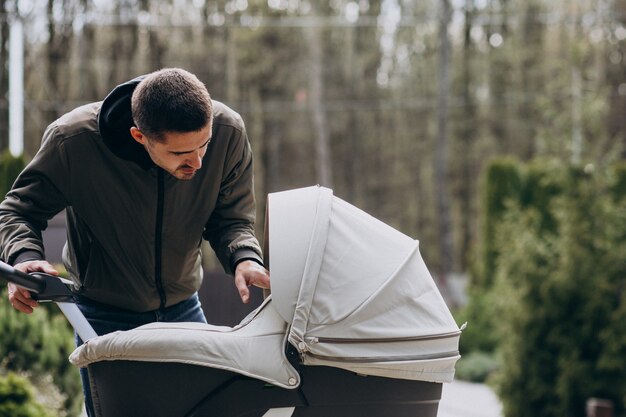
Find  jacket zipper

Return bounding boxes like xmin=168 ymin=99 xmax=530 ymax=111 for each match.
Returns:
xmin=155 ymin=169 xmax=167 ymax=309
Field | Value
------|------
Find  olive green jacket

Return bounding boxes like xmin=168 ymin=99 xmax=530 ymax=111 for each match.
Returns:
xmin=0 ymin=77 xmax=262 ymax=312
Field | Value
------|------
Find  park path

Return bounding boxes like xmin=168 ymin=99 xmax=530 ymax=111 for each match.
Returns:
xmin=438 ymin=379 xmax=504 ymax=417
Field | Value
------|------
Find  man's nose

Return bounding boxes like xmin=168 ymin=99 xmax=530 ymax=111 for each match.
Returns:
xmin=187 ymin=152 xmax=202 ymax=169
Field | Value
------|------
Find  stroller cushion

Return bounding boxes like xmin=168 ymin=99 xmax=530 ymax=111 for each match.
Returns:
xmin=69 ymin=297 xmax=301 ymax=389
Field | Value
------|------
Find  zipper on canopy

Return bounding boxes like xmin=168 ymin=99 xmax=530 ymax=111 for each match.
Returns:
xmin=306 ymin=350 xmax=460 ymax=363
xmin=309 ymin=329 xmax=462 ymax=345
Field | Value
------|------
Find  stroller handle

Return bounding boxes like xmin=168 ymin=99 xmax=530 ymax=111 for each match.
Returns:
xmin=0 ymin=260 xmax=97 ymax=340
xmin=0 ymin=260 xmax=74 ymax=302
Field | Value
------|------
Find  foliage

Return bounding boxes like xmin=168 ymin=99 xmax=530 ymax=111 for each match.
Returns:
xmin=454 ymin=350 xmax=499 ymax=384
xmin=1 ymin=150 xmax=80 ymax=413
xmin=0 ymin=151 xmax=25 ymax=198
xmin=520 ymin=160 xmax=565 ymax=233
xmin=477 ymin=157 xmax=524 ymax=289
xmin=0 ymin=372 xmax=56 ymax=417
xmin=489 ymin=163 xmax=626 ymax=417
xmin=476 ymin=157 xmax=566 ymax=290
xmin=462 ymin=158 xmax=626 ymax=413
xmin=0 ymin=290 xmax=83 ymax=417
xmin=610 ymin=162 xmax=626 ymax=202
xmin=457 ymin=157 xmax=527 ymax=366
xmin=455 ymin=290 xmax=501 ymax=356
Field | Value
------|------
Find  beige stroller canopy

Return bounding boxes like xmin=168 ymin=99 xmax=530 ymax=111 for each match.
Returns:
xmin=71 ymin=186 xmax=461 ymax=387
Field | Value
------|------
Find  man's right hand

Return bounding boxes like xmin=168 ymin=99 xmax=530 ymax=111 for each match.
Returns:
xmin=7 ymin=260 xmax=58 ymax=314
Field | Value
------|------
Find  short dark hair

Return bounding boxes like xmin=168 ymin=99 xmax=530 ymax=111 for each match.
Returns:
xmin=131 ymin=68 xmax=212 ymax=141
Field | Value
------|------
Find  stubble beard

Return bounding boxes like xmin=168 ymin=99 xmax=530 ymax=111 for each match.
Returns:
xmin=173 ymin=165 xmax=197 ymax=180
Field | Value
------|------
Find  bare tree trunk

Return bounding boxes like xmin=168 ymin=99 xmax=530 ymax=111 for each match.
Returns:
xmin=0 ymin=5 xmax=9 ymax=151
xmin=250 ymin=85 xmax=279 ymax=196
xmin=148 ymin=30 xmax=165 ymax=70
xmin=342 ymin=25 xmax=357 ymax=202
xmin=571 ymin=66 xmax=583 ymax=164
xmin=46 ymin=0 xmax=69 ymax=123
xmin=458 ymin=0 xmax=476 ymax=272
xmin=107 ymin=2 xmax=138 ymax=87
xmin=247 ymin=86 xmax=271 ymax=235
xmin=226 ymin=25 xmax=239 ymax=104
xmin=435 ymin=0 xmax=453 ymax=297
xmin=487 ymin=0 xmax=510 ymax=153
xmin=604 ymin=0 xmax=626 ymax=156
xmin=519 ymin=0 xmax=543 ymax=159
xmin=305 ymin=9 xmax=332 ymax=187
xmin=77 ymin=5 xmax=100 ymax=102
xmin=570 ymin=8 xmax=583 ymax=165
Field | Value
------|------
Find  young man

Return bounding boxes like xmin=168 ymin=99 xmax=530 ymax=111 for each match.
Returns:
xmin=0 ymin=68 xmax=269 ymax=415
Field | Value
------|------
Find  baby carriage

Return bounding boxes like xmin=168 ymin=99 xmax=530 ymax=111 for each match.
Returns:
xmin=2 ymin=186 xmax=462 ymax=417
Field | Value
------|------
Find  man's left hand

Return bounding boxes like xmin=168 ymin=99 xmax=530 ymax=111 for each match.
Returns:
xmin=234 ymin=260 xmax=270 ymax=304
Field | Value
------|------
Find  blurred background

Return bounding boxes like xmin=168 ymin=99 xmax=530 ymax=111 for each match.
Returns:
xmin=0 ymin=0 xmax=625 ymax=416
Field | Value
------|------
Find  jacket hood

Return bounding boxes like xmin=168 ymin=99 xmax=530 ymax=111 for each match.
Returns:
xmin=98 ymin=75 xmax=153 ymax=169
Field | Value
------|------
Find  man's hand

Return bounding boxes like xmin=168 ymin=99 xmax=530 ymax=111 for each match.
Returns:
xmin=7 ymin=260 xmax=58 ymax=314
xmin=234 ymin=260 xmax=270 ymax=304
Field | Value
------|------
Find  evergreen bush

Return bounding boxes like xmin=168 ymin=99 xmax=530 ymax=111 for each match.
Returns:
xmin=455 ymin=290 xmax=500 ymax=355
xmin=0 ymin=150 xmax=83 ymax=415
xmin=0 ymin=291 xmax=83 ymax=416
xmin=521 ymin=159 xmax=564 ymax=233
xmin=0 ymin=151 xmax=26 ymax=197
xmin=458 ymin=157 xmax=525 ymax=359
xmin=610 ymin=162 xmax=626 ymax=202
xmin=477 ymin=157 xmax=524 ymax=290
xmin=491 ymin=163 xmax=626 ymax=417
xmin=454 ymin=350 xmax=499 ymax=383
xmin=0 ymin=372 xmax=56 ymax=417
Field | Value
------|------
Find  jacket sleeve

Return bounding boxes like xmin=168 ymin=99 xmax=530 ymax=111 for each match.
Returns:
xmin=0 ymin=123 xmax=71 ymax=265
xmin=203 ymin=125 xmax=263 ymax=275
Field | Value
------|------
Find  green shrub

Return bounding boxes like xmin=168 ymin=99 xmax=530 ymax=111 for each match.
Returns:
xmin=521 ymin=159 xmax=564 ymax=233
xmin=454 ymin=350 xmax=499 ymax=383
xmin=0 ymin=150 xmax=26 ymax=198
xmin=0 ymin=372 xmax=56 ymax=417
xmin=491 ymin=163 xmax=626 ymax=417
xmin=0 ymin=149 xmax=81 ymax=415
xmin=464 ymin=158 xmax=561 ymax=360
xmin=610 ymin=162 xmax=626 ymax=202
xmin=454 ymin=291 xmax=500 ymax=354
xmin=476 ymin=157 xmax=524 ymax=290
xmin=0 ymin=290 xmax=83 ymax=416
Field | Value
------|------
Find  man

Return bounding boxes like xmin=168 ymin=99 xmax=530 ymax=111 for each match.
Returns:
xmin=0 ymin=68 xmax=270 ymax=415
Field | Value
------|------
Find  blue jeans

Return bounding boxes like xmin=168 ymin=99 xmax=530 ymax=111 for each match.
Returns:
xmin=74 ymin=293 xmax=207 ymax=417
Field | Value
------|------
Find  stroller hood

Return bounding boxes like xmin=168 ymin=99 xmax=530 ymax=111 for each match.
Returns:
xmin=269 ymin=186 xmax=461 ymax=383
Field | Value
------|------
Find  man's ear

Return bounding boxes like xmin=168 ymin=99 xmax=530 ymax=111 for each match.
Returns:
xmin=130 ymin=127 xmax=146 ymax=145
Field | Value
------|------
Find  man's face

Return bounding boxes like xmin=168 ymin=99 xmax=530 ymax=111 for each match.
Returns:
xmin=131 ymin=124 xmax=212 ymax=180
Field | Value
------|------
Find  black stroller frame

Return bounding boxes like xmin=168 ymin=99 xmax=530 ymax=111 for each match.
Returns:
xmin=0 ymin=261 xmax=443 ymax=417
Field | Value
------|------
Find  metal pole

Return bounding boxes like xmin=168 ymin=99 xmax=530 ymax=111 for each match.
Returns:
xmin=9 ymin=17 xmax=24 ymax=157
xmin=586 ymin=398 xmax=613 ymax=417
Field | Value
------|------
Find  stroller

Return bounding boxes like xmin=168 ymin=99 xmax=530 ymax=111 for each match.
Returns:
xmin=1 ymin=186 xmax=462 ymax=417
